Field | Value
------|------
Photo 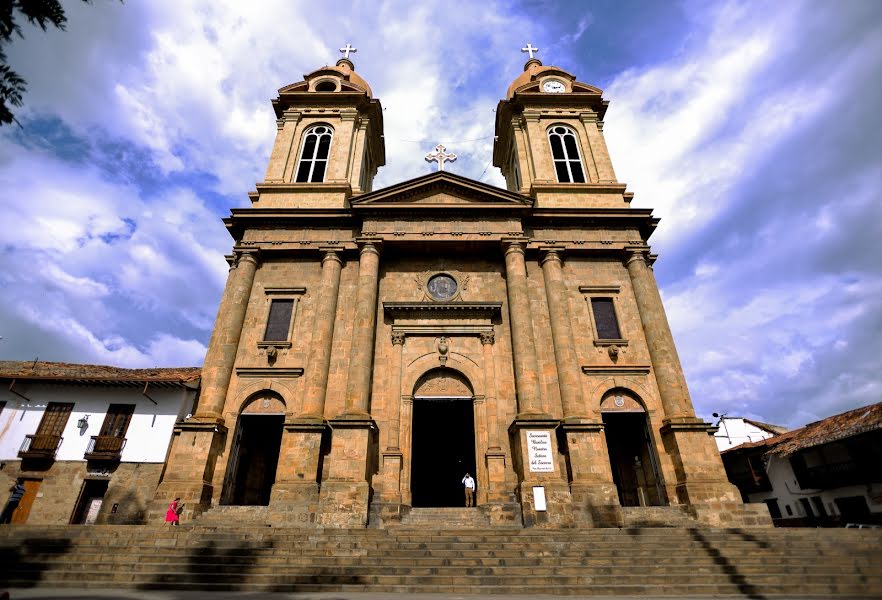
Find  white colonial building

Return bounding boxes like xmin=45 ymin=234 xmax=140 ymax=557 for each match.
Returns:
xmin=0 ymin=361 xmax=200 ymax=525
xmin=713 ymin=416 xmax=787 ymax=452
xmin=721 ymin=402 xmax=882 ymax=526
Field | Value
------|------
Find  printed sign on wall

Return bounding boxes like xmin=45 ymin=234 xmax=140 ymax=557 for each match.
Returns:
xmin=526 ymin=430 xmax=555 ymax=472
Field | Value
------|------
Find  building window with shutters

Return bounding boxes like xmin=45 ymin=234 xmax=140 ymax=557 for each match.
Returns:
xmin=580 ymin=286 xmax=628 ymax=350
xmin=294 ymin=125 xmax=333 ymax=183
xmin=19 ymin=402 xmax=73 ymax=458
xmin=258 ymin=287 xmax=306 ymax=353
xmin=547 ymin=125 xmax=586 ymax=183
xmin=85 ymin=404 xmax=135 ymax=460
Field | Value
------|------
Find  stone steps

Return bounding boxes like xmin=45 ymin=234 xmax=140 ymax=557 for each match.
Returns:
xmin=398 ymin=506 xmax=494 ymax=528
xmin=3 ymin=525 xmax=881 ymax=596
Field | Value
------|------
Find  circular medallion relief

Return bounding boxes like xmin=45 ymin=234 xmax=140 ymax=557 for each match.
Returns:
xmin=427 ymin=273 xmax=458 ymax=300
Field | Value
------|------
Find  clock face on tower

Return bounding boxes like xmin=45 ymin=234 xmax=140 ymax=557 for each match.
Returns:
xmin=542 ymin=80 xmax=566 ymax=93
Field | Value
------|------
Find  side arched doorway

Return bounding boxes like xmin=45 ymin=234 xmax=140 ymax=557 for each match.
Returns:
xmin=601 ymin=389 xmax=666 ymax=507
xmin=410 ymin=369 xmax=477 ymax=507
xmin=221 ymin=392 xmax=285 ymax=506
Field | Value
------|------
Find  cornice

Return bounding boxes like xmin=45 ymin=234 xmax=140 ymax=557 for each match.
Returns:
xmin=383 ymin=301 xmax=502 ymax=320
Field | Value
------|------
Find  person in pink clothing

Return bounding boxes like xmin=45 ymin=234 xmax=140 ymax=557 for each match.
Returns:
xmin=165 ymin=497 xmax=183 ymax=526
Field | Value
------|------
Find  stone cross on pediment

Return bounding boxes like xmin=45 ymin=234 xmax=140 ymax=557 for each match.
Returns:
xmin=425 ymin=144 xmax=457 ymax=171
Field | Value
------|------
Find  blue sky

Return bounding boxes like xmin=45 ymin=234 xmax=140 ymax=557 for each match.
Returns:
xmin=0 ymin=0 xmax=880 ymax=429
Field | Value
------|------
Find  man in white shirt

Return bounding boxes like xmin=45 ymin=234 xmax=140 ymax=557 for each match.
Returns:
xmin=462 ymin=473 xmax=476 ymax=507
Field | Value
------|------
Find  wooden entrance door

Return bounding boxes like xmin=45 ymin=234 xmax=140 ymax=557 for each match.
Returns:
xmin=11 ymin=479 xmax=41 ymax=524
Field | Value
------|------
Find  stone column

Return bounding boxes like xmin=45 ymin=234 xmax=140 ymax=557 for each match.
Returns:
xmin=197 ymin=250 xmax=259 ymax=421
xmin=151 ymin=249 xmax=258 ymax=519
xmin=482 ymin=331 xmax=510 ymax=512
xmin=342 ymin=240 xmax=382 ymax=417
xmin=502 ymin=240 xmax=543 ymax=417
xmin=321 ymin=239 xmax=381 ymax=527
xmin=624 ymin=249 xmax=692 ymax=419
xmin=540 ymin=248 xmax=585 ymax=420
xmin=299 ymin=249 xmax=343 ymax=419
xmin=624 ymin=248 xmax=751 ymax=523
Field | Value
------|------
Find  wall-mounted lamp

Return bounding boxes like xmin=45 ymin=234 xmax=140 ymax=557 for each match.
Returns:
xmin=77 ymin=414 xmax=90 ymax=430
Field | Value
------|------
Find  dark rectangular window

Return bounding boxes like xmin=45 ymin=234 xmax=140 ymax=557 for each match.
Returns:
xmin=100 ymin=404 xmax=135 ymax=438
xmin=37 ymin=403 xmax=74 ymax=437
xmin=591 ymin=298 xmax=622 ymax=339
xmin=264 ymin=299 xmax=294 ymax=341
xmin=764 ymin=499 xmax=782 ymax=520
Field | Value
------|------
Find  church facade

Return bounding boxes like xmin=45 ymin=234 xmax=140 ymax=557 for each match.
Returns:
xmin=152 ymin=52 xmax=770 ymax=529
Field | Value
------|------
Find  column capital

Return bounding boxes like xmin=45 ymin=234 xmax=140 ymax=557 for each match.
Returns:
xmin=356 ymin=237 xmax=383 ymax=255
xmin=502 ymin=237 xmax=529 ymax=257
xmin=539 ymin=246 xmax=565 ymax=266
xmin=623 ymin=246 xmax=651 ymax=267
xmin=391 ymin=331 xmax=406 ymax=346
xmin=480 ymin=331 xmax=495 ymax=346
xmin=233 ymin=249 xmax=261 ymax=268
xmin=320 ymin=248 xmax=344 ymax=266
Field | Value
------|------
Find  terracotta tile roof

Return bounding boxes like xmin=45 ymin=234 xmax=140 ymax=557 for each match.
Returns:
xmin=723 ymin=402 xmax=882 ymax=457
xmin=742 ymin=418 xmax=789 ymax=435
xmin=0 ymin=361 xmax=201 ymax=387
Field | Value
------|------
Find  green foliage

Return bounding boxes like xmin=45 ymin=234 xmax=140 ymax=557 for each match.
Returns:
xmin=0 ymin=0 xmax=87 ymax=126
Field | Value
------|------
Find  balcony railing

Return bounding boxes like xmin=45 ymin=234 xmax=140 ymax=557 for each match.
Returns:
xmin=84 ymin=435 xmax=127 ymax=461
xmin=18 ymin=434 xmax=63 ymax=459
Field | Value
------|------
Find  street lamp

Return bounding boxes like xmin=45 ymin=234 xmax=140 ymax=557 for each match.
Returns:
xmin=712 ymin=412 xmax=731 ymax=442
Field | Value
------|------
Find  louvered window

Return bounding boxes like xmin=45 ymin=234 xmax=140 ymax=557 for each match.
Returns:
xmin=36 ymin=403 xmax=74 ymax=436
xmin=264 ymin=299 xmax=294 ymax=342
xmin=591 ymin=298 xmax=621 ymax=339
xmin=295 ymin=125 xmax=333 ymax=183
xmin=548 ymin=126 xmax=586 ymax=183
xmin=100 ymin=404 xmax=135 ymax=438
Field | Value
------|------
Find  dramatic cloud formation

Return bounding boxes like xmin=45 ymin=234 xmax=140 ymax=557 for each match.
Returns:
xmin=0 ymin=0 xmax=879 ymax=429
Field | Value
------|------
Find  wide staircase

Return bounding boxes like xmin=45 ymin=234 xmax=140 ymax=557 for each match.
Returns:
xmin=398 ymin=507 xmax=497 ymax=528
xmin=2 ymin=525 xmax=881 ymax=596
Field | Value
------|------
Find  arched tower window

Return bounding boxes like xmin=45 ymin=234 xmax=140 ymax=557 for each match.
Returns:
xmin=295 ymin=125 xmax=333 ymax=183
xmin=548 ymin=125 xmax=586 ymax=183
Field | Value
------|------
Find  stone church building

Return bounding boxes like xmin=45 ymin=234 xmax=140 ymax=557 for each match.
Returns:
xmin=152 ymin=51 xmax=770 ymax=529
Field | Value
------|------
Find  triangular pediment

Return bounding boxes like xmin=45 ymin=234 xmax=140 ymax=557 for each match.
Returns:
xmin=350 ymin=171 xmax=533 ymax=209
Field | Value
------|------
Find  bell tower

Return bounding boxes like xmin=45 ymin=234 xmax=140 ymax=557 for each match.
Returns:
xmin=258 ymin=48 xmax=385 ymax=208
xmin=493 ymin=48 xmax=626 ymax=209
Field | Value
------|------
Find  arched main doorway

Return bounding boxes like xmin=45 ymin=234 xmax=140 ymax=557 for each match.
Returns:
xmin=410 ymin=369 xmax=477 ymax=507
xmin=601 ymin=389 xmax=666 ymax=507
xmin=222 ymin=392 xmax=285 ymax=506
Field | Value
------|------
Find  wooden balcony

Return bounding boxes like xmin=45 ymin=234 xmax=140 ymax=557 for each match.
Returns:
xmin=18 ymin=434 xmax=62 ymax=459
xmin=84 ymin=435 xmax=127 ymax=461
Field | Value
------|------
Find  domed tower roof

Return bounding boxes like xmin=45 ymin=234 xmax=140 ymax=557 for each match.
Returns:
xmin=504 ymin=58 xmax=603 ymax=101
xmin=272 ymin=57 xmax=376 ymax=119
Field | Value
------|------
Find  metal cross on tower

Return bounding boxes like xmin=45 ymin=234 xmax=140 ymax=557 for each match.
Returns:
xmin=425 ymin=144 xmax=457 ymax=171
xmin=521 ymin=43 xmax=539 ymax=60
xmin=339 ymin=44 xmax=357 ymax=59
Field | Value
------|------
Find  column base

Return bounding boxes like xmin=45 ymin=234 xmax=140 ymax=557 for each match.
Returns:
xmin=569 ymin=483 xmax=623 ymax=527
xmin=517 ymin=481 xmax=574 ymax=528
xmin=509 ymin=418 xmax=573 ymax=528
xmin=149 ymin=420 xmax=226 ymax=522
xmin=316 ymin=417 xmax=377 ymax=528
xmin=318 ymin=480 xmax=371 ymax=528
xmin=659 ymin=418 xmax=771 ymax=526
